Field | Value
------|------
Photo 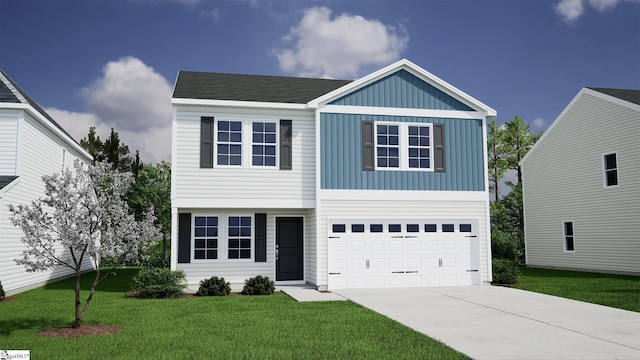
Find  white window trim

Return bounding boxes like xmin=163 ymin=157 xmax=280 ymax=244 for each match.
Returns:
xmin=213 ymin=118 xmax=279 ymax=169
xmin=602 ymin=151 xmax=619 ymax=188
xmin=563 ymin=220 xmax=575 ymax=253
xmin=191 ymin=213 xmax=254 ymax=262
xmin=374 ymin=121 xmax=434 ymax=171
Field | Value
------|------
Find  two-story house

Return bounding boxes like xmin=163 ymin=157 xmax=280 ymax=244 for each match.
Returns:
xmin=522 ymin=87 xmax=640 ymax=275
xmin=170 ymin=59 xmax=496 ymax=290
xmin=0 ymin=70 xmax=93 ymax=295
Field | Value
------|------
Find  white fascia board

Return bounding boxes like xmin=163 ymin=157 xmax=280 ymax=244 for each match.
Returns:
xmin=171 ymin=98 xmax=308 ymax=110
xmin=318 ymin=104 xmax=484 ymax=120
xmin=319 ymin=189 xmax=488 ymax=202
xmin=307 ymin=58 xmax=497 ymax=117
xmin=3 ymin=103 xmax=92 ymax=162
xmin=172 ymin=198 xmax=316 ymax=209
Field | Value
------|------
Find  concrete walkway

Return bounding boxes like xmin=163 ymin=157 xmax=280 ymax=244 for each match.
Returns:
xmin=279 ymin=285 xmax=346 ymax=302
xmin=335 ymin=286 xmax=640 ymax=360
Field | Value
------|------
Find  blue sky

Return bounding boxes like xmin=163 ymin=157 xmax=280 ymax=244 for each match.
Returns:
xmin=1 ymin=0 xmax=638 ymax=164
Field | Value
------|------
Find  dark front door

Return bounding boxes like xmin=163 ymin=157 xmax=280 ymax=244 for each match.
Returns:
xmin=276 ymin=217 xmax=304 ymax=281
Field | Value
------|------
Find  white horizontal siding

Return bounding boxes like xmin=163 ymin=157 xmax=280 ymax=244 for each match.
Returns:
xmin=317 ymin=199 xmax=489 ymax=287
xmin=0 ymin=109 xmax=19 ymax=174
xmin=0 ymin=113 xmax=94 ymax=295
xmin=172 ymin=105 xmax=316 ymax=205
xmin=176 ymin=208 xmax=314 ymax=291
xmin=523 ymin=93 xmax=640 ymax=274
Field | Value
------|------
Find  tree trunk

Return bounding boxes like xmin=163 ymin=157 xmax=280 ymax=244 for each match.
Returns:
xmin=162 ymin=233 xmax=168 ymax=267
xmin=74 ymin=270 xmax=82 ymax=328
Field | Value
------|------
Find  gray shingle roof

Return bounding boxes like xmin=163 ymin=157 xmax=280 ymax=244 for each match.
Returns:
xmin=0 ymin=69 xmax=78 ymax=143
xmin=173 ymin=71 xmax=352 ymax=104
xmin=0 ymin=175 xmax=18 ymax=190
xmin=588 ymin=87 xmax=640 ymax=106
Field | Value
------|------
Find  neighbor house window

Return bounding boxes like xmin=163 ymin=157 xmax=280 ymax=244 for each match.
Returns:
xmin=603 ymin=153 xmax=618 ymax=187
xmin=193 ymin=214 xmax=253 ymax=261
xmin=252 ymin=122 xmax=277 ymax=167
xmin=374 ymin=122 xmax=433 ymax=171
xmin=563 ymin=221 xmax=574 ymax=252
xmin=217 ymin=121 xmax=242 ymax=166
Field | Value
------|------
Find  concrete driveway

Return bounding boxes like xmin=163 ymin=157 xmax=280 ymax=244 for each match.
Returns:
xmin=334 ymin=286 xmax=640 ymax=360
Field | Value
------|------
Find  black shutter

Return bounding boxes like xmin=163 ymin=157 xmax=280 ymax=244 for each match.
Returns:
xmin=434 ymin=124 xmax=445 ymax=172
xmin=178 ymin=213 xmax=192 ymax=263
xmin=200 ymin=117 xmax=214 ymax=168
xmin=280 ymin=120 xmax=292 ymax=170
xmin=255 ymin=213 xmax=267 ymax=262
xmin=362 ymin=121 xmax=375 ymax=171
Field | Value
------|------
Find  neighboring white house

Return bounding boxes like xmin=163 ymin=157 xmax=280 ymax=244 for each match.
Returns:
xmin=170 ymin=59 xmax=496 ymax=291
xmin=0 ymin=70 xmax=94 ymax=295
xmin=522 ymin=87 xmax=640 ymax=275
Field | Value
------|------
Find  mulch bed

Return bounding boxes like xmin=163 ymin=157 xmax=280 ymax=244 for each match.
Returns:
xmin=0 ymin=296 xmax=19 ymax=303
xmin=37 ymin=324 xmax=122 ymax=338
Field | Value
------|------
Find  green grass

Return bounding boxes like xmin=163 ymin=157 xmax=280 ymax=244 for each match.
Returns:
xmin=517 ymin=266 xmax=640 ymax=312
xmin=0 ymin=269 xmax=465 ymax=359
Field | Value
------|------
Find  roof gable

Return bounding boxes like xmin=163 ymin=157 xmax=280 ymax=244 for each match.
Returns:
xmin=172 ymin=71 xmax=351 ymax=104
xmin=329 ymin=69 xmax=474 ymax=111
xmin=587 ymin=87 xmax=640 ymax=106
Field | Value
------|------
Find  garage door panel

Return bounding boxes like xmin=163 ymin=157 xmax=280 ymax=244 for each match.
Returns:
xmin=328 ymin=219 xmax=482 ymax=289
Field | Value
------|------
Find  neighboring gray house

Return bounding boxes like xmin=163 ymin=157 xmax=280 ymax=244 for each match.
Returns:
xmin=522 ymin=87 xmax=640 ymax=275
xmin=0 ymin=70 xmax=94 ymax=295
xmin=171 ymin=59 xmax=497 ymax=291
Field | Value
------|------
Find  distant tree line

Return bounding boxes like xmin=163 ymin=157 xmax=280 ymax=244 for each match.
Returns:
xmin=81 ymin=127 xmax=171 ymax=267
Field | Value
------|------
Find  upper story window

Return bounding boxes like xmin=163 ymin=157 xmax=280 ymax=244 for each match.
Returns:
xmin=200 ymin=117 xmax=292 ymax=170
xmin=252 ymin=122 xmax=277 ymax=167
xmin=217 ymin=121 xmax=242 ymax=166
xmin=603 ymin=153 xmax=618 ymax=187
xmin=373 ymin=122 xmax=433 ymax=171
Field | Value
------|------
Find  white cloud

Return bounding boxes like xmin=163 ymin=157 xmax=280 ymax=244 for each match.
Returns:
xmin=275 ymin=7 xmax=409 ymax=79
xmin=47 ymin=57 xmax=173 ymax=164
xmin=555 ymin=0 xmax=639 ymax=21
xmin=532 ymin=118 xmax=546 ymax=129
xmin=555 ymin=0 xmax=584 ymax=22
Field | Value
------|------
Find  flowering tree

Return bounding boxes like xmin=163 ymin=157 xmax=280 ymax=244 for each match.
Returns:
xmin=9 ymin=160 xmax=159 ymax=328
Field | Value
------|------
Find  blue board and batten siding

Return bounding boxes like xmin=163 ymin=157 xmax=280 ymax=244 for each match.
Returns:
xmin=329 ymin=70 xmax=474 ymax=111
xmin=321 ymin=114 xmax=485 ymax=191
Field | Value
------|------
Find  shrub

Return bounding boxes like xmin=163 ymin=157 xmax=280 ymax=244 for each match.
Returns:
xmin=492 ymin=259 xmax=519 ymax=285
xmin=140 ymin=242 xmax=170 ymax=269
xmin=241 ymin=275 xmax=275 ymax=295
xmin=197 ymin=276 xmax=231 ymax=296
xmin=131 ymin=268 xmax=186 ymax=298
xmin=0 ymin=280 xmax=5 ymax=299
xmin=491 ymin=230 xmax=521 ymax=262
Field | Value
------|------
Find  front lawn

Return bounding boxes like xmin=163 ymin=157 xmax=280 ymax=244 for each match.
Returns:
xmin=517 ymin=266 xmax=640 ymax=312
xmin=0 ymin=269 xmax=465 ymax=359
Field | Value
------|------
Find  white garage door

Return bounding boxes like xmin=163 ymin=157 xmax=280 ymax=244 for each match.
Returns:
xmin=328 ymin=219 xmax=481 ymax=289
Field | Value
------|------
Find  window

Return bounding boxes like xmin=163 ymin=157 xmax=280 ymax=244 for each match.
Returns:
xmin=370 ymin=224 xmax=383 ymax=232
xmin=228 ymin=216 xmax=252 ymax=259
xmin=351 ymin=224 xmax=365 ymax=233
xmin=425 ymin=224 xmax=437 ymax=232
xmin=217 ymin=121 xmax=243 ymax=166
xmin=252 ymin=122 xmax=277 ymax=167
xmin=374 ymin=122 xmax=433 ymax=171
xmin=200 ymin=117 xmax=291 ymax=169
xmin=193 ymin=214 xmax=252 ymax=261
xmin=332 ymin=224 xmax=346 ymax=233
xmin=389 ymin=224 xmax=402 ymax=232
xmin=460 ymin=224 xmax=472 ymax=232
xmin=407 ymin=224 xmax=420 ymax=232
xmin=408 ymin=125 xmax=430 ymax=169
xmin=604 ymin=153 xmax=618 ymax=187
xmin=442 ymin=224 xmax=455 ymax=232
xmin=563 ymin=221 xmax=574 ymax=252
xmin=376 ymin=124 xmax=400 ymax=168
xmin=194 ymin=216 xmax=218 ymax=260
